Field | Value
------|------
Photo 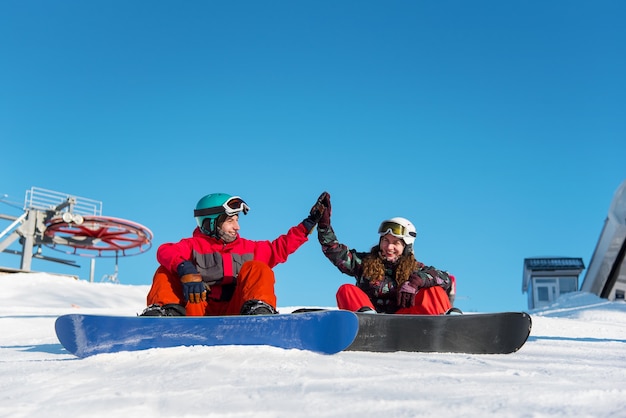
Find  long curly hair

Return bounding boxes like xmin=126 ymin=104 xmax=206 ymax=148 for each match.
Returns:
xmin=361 ymin=245 xmax=418 ymax=286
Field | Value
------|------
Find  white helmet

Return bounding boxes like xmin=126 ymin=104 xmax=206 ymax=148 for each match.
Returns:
xmin=378 ymin=217 xmax=417 ymax=248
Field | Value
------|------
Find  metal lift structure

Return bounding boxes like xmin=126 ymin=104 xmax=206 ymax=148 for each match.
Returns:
xmin=0 ymin=187 xmax=153 ymax=282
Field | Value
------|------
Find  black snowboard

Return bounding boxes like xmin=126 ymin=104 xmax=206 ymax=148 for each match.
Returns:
xmin=345 ymin=311 xmax=532 ymax=354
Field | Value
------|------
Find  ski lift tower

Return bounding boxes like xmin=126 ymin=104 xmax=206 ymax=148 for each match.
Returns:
xmin=0 ymin=187 xmax=153 ymax=282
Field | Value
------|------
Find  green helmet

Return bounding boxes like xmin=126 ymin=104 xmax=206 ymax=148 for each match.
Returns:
xmin=193 ymin=193 xmax=250 ymax=235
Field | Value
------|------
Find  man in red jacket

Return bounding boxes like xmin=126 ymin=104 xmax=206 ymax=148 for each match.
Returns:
xmin=141 ymin=192 xmax=327 ymax=317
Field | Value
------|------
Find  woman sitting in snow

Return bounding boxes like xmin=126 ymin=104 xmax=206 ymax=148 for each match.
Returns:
xmin=315 ymin=192 xmax=457 ymax=315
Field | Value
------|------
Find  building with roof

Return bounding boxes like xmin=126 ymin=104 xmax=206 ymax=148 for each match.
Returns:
xmin=523 ymin=180 xmax=626 ymax=310
xmin=580 ymin=179 xmax=626 ymax=301
xmin=523 ymin=257 xmax=585 ymax=309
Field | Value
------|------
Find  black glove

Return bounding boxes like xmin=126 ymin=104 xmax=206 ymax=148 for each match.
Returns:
xmin=302 ymin=191 xmax=330 ymax=233
xmin=317 ymin=192 xmax=331 ymax=229
xmin=396 ymin=274 xmax=426 ymax=308
xmin=181 ymin=274 xmax=209 ymax=303
xmin=177 ymin=261 xmax=209 ymax=304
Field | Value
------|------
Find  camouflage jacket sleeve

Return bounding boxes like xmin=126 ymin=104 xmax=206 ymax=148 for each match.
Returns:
xmin=317 ymin=225 xmax=366 ymax=278
xmin=409 ymin=265 xmax=452 ymax=292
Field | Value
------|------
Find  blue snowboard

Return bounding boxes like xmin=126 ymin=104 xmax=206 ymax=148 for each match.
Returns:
xmin=55 ymin=310 xmax=359 ymax=357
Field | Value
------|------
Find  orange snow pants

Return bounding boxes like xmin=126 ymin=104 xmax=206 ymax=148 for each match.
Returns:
xmin=336 ymin=283 xmax=451 ymax=315
xmin=146 ymin=260 xmax=277 ymax=316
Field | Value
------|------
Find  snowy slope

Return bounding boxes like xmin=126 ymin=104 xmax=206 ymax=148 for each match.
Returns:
xmin=0 ymin=272 xmax=625 ymax=418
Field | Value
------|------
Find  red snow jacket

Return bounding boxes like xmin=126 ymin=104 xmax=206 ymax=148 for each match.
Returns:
xmin=157 ymin=223 xmax=309 ymax=297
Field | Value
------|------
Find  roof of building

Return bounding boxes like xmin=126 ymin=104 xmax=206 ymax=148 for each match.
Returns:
xmin=524 ymin=257 xmax=585 ymax=271
xmin=580 ymin=179 xmax=626 ymax=298
xmin=522 ymin=257 xmax=586 ymax=292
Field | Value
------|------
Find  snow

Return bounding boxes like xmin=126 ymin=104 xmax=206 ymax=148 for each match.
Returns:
xmin=1 ymin=273 xmax=625 ymax=418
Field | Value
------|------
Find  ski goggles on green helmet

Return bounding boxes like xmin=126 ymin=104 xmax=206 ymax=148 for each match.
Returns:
xmin=194 ymin=196 xmax=250 ymax=218
xmin=378 ymin=221 xmax=416 ymax=239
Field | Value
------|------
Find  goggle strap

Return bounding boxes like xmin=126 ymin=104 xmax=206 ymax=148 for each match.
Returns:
xmin=194 ymin=207 xmax=226 ymax=217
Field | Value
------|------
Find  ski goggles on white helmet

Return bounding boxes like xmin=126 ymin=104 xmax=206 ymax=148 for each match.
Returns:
xmin=194 ymin=196 xmax=250 ymax=218
xmin=378 ymin=221 xmax=417 ymax=240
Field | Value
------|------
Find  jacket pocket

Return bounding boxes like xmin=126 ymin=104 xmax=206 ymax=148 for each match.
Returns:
xmin=195 ymin=252 xmax=224 ymax=285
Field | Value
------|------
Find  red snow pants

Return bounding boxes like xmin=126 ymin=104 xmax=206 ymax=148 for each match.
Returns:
xmin=146 ymin=260 xmax=277 ymax=316
xmin=336 ymin=283 xmax=451 ymax=315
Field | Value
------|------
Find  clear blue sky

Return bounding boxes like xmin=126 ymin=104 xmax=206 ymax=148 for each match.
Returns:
xmin=1 ymin=1 xmax=624 ymax=313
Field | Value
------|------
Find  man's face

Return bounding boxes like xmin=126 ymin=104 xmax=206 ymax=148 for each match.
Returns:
xmin=217 ymin=215 xmax=240 ymax=242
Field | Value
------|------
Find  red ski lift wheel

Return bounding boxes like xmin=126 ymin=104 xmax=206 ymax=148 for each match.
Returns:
xmin=44 ymin=215 xmax=153 ymax=257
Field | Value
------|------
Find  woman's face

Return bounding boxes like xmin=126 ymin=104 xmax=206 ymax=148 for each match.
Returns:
xmin=379 ymin=233 xmax=405 ymax=262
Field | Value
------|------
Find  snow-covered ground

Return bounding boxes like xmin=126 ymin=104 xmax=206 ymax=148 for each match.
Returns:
xmin=0 ymin=272 xmax=625 ymax=418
